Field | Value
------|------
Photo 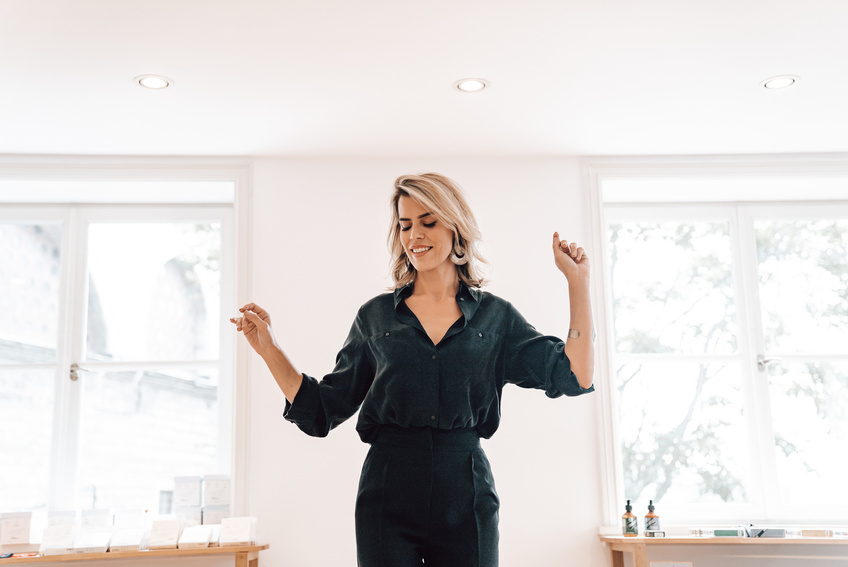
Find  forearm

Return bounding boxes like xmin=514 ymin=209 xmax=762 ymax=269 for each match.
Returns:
xmin=260 ymin=345 xmax=304 ymax=403
xmin=564 ymin=276 xmax=595 ymax=389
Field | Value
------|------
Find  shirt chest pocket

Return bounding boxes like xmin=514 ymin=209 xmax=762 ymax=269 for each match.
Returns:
xmin=441 ymin=329 xmax=501 ymax=393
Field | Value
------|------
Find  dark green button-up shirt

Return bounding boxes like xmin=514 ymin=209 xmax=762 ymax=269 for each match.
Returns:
xmin=284 ymin=282 xmax=594 ymax=443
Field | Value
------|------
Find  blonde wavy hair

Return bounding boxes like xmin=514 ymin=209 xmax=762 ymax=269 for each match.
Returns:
xmin=389 ymin=173 xmax=487 ymax=289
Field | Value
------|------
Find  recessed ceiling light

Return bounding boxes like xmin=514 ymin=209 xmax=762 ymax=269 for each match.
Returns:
xmin=135 ymin=74 xmax=172 ymax=90
xmin=760 ymin=75 xmax=799 ymax=89
xmin=453 ymin=78 xmax=489 ymax=93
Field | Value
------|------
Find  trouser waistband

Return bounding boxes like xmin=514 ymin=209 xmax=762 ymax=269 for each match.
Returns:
xmin=371 ymin=425 xmax=481 ymax=451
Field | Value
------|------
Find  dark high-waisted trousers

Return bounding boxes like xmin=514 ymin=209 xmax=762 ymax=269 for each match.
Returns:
xmin=355 ymin=426 xmax=500 ymax=567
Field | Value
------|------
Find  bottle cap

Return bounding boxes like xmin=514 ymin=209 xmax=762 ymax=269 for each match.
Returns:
xmin=648 ymin=500 xmax=654 ymax=512
xmin=625 ymin=499 xmax=632 ymax=512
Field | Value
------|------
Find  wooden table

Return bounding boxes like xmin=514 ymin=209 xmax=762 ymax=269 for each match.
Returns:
xmin=600 ymin=535 xmax=847 ymax=567
xmin=0 ymin=544 xmax=269 ymax=566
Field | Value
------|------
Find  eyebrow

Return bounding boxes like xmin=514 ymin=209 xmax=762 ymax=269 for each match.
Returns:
xmin=398 ymin=212 xmax=433 ymax=221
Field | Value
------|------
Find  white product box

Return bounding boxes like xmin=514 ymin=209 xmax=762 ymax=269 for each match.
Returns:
xmin=47 ymin=510 xmax=77 ymax=528
xmin=202 ymin=505 xmax=230 ymax=525
xmin=0 ymin=512 xmax=32 ymax=546
xmin=203 ymin=475 xmax=231 ymax=506
xmin=174 ymin=476 xmax=203 ymax=507
xmin=80 ymin=509 xmax=112 ymax=528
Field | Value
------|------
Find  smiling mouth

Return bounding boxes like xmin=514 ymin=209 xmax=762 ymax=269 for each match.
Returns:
xmin=410 ymin=246 xmax=432 ymax=254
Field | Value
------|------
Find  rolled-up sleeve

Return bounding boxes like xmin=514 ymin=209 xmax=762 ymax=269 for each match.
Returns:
xmin=284 ymin=311 xmax=374 ymax=437
xmin=503 ymin=302 xmax=594 ymax=398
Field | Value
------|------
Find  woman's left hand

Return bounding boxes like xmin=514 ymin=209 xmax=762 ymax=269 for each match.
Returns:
xmin=552 ymin=232 xmax=590 ymax=282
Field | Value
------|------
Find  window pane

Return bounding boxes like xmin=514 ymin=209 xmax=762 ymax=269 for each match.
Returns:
xmin=0 ymin=369 xmax=55 ymax=511
xmin=608 ymin=220 xmax=737 ymax=354
xmin=0 ymin=223 xmax=62 ymax=363
xmin=86 ymin=223 xmax=221 ymax=362
xmin=77 ymin=368 xmax=219 ymax=511
xmin=617 ymin=361 xmax=751 ymax=505
xmin=756 ymin=219 xmax=848 ymax=353
xmin=768 ymin=361 xmax=848 ymax=506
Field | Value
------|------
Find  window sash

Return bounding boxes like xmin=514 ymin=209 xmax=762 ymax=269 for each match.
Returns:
xmin=595 ymin=175 xmax=848 ymax=524
xmin=0 ymin=203 xmax=234 ymax=512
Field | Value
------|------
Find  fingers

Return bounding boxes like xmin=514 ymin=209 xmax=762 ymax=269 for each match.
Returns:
xmin=238 ymin=303 xmax=267 ymax=316
xmin=553 ymin=232 xmax=585 ymax=261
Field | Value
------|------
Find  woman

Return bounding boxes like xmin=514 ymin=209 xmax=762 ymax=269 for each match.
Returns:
xmin=231 ymin=172 xmax=595 ymax=567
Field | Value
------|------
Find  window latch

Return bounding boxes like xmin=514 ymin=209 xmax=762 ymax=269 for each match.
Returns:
xmin=757 ymin=356 xmax=782 ymax=372
xmin=70 ymin=363 xmax=89 ymax=381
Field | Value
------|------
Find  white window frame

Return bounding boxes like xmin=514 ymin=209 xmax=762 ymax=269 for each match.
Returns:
xmin=0 ymin=157 xmax=253 ymax=515
xmin=586 ymin=154 xmax=848 ymax=527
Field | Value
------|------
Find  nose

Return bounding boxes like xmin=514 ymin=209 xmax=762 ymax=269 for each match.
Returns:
xmin=409 ymin=224 xmax=425 ymax=240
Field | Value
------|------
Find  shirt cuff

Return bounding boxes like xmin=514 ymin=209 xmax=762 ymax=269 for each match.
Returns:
xmin=283 ymin=373 xmax=318 ymax=425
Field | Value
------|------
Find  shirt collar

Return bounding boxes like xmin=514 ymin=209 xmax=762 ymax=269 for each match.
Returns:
xmin=393 ymin=280 xmax=481 ymax=310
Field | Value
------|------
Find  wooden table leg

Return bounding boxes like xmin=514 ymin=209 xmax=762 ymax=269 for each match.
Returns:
xmin=235 ymin=550 xmax=261 ymax=567
xmin=633 ymin=542 xmax=648 ymax=567
xmin=608 ymin=540 xmax=649 ymax=567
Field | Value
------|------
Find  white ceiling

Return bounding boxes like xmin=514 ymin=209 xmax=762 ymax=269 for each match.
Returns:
xmin=2 ymin=0 xmax=846 ymax=157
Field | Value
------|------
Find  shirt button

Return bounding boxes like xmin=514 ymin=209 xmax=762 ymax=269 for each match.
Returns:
xmin=431 ymin=354 xmax=437 ymax=360
xmin=478 ymin=332 xmax=483 ymax=337
xmin=431 ymin=415 xmax=436 ymax=420
xmin=385 ymin=332 xmax=390 ymax=337
xmin=459 ymin=297 xmax=465 ymax=302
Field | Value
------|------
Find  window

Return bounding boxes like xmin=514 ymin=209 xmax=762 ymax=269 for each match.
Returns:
xmin=591 ymin=161 xmax=848 ymax=524
xmin=0 ymin=178 xmax=238 ymax=515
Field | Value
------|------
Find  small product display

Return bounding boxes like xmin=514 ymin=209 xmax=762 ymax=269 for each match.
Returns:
xmin=644 ymin=500 xmax=660 ymax=533
xmin=621 ymin=500 xmax=638 ymax=537
xmin=714 ymin=528 xmax=746 ymax=537
xmin=147 ymin=519 xmax=183 ymax=550
xmin=39 ymin=524 xmax=75 ymax=556
xmin=72 ymin=527 xmax=112 ymax=554
xmin=109 ymin=527 xmax=145 ymax=552
xmin=746 ymin=526 xmax=787 ymax=538
xmin=219 ymin=517 xmax=257 ymax=547
xmin=177 ymin=524 xmax=214 ymax=549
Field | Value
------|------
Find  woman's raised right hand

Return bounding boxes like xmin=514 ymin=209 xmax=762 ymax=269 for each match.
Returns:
xmin=230 ymin=303 xmax=279 ymax=357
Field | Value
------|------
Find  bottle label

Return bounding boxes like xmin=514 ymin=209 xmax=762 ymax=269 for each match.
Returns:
xmin=623 ymin=517 xmax=638 ymax=535
xmin=646 ymin=517 xmax=660 ymax=531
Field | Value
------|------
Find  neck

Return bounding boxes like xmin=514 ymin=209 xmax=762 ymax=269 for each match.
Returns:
xmin=412 ymin=264 xmax=460 ymax=300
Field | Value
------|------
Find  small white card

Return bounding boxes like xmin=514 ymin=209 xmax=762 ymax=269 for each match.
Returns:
xmin=0 ymin=512 xmax=32 ymax=546
xmin=40 ymin=524 xmax=75 ymax=556
xmin=147 ymin=519 xmax=183 ymax=550
xmin=219 ymin=516 xmax=256 ymax=547
xmin=177 ymin=524 xmax=213 ymax=549
xmin=73 ymin=527 xmax=112 ymax=554
xmin=109 ymin=527 xmax=145 ymax=552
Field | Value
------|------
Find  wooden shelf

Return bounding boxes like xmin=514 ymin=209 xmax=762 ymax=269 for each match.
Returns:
xmin=1 ymin=544 xmax=269 ymax=566
xmin=600 ymin=535 xmax=848 ymax=567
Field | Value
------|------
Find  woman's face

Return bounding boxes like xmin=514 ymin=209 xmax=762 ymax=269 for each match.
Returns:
xmin=397 ymin=194 xmax=455 ymax=276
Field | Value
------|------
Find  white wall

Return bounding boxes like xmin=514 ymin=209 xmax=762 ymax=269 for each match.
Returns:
xmin=245 ymin=157 xmax=607 ymax=566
